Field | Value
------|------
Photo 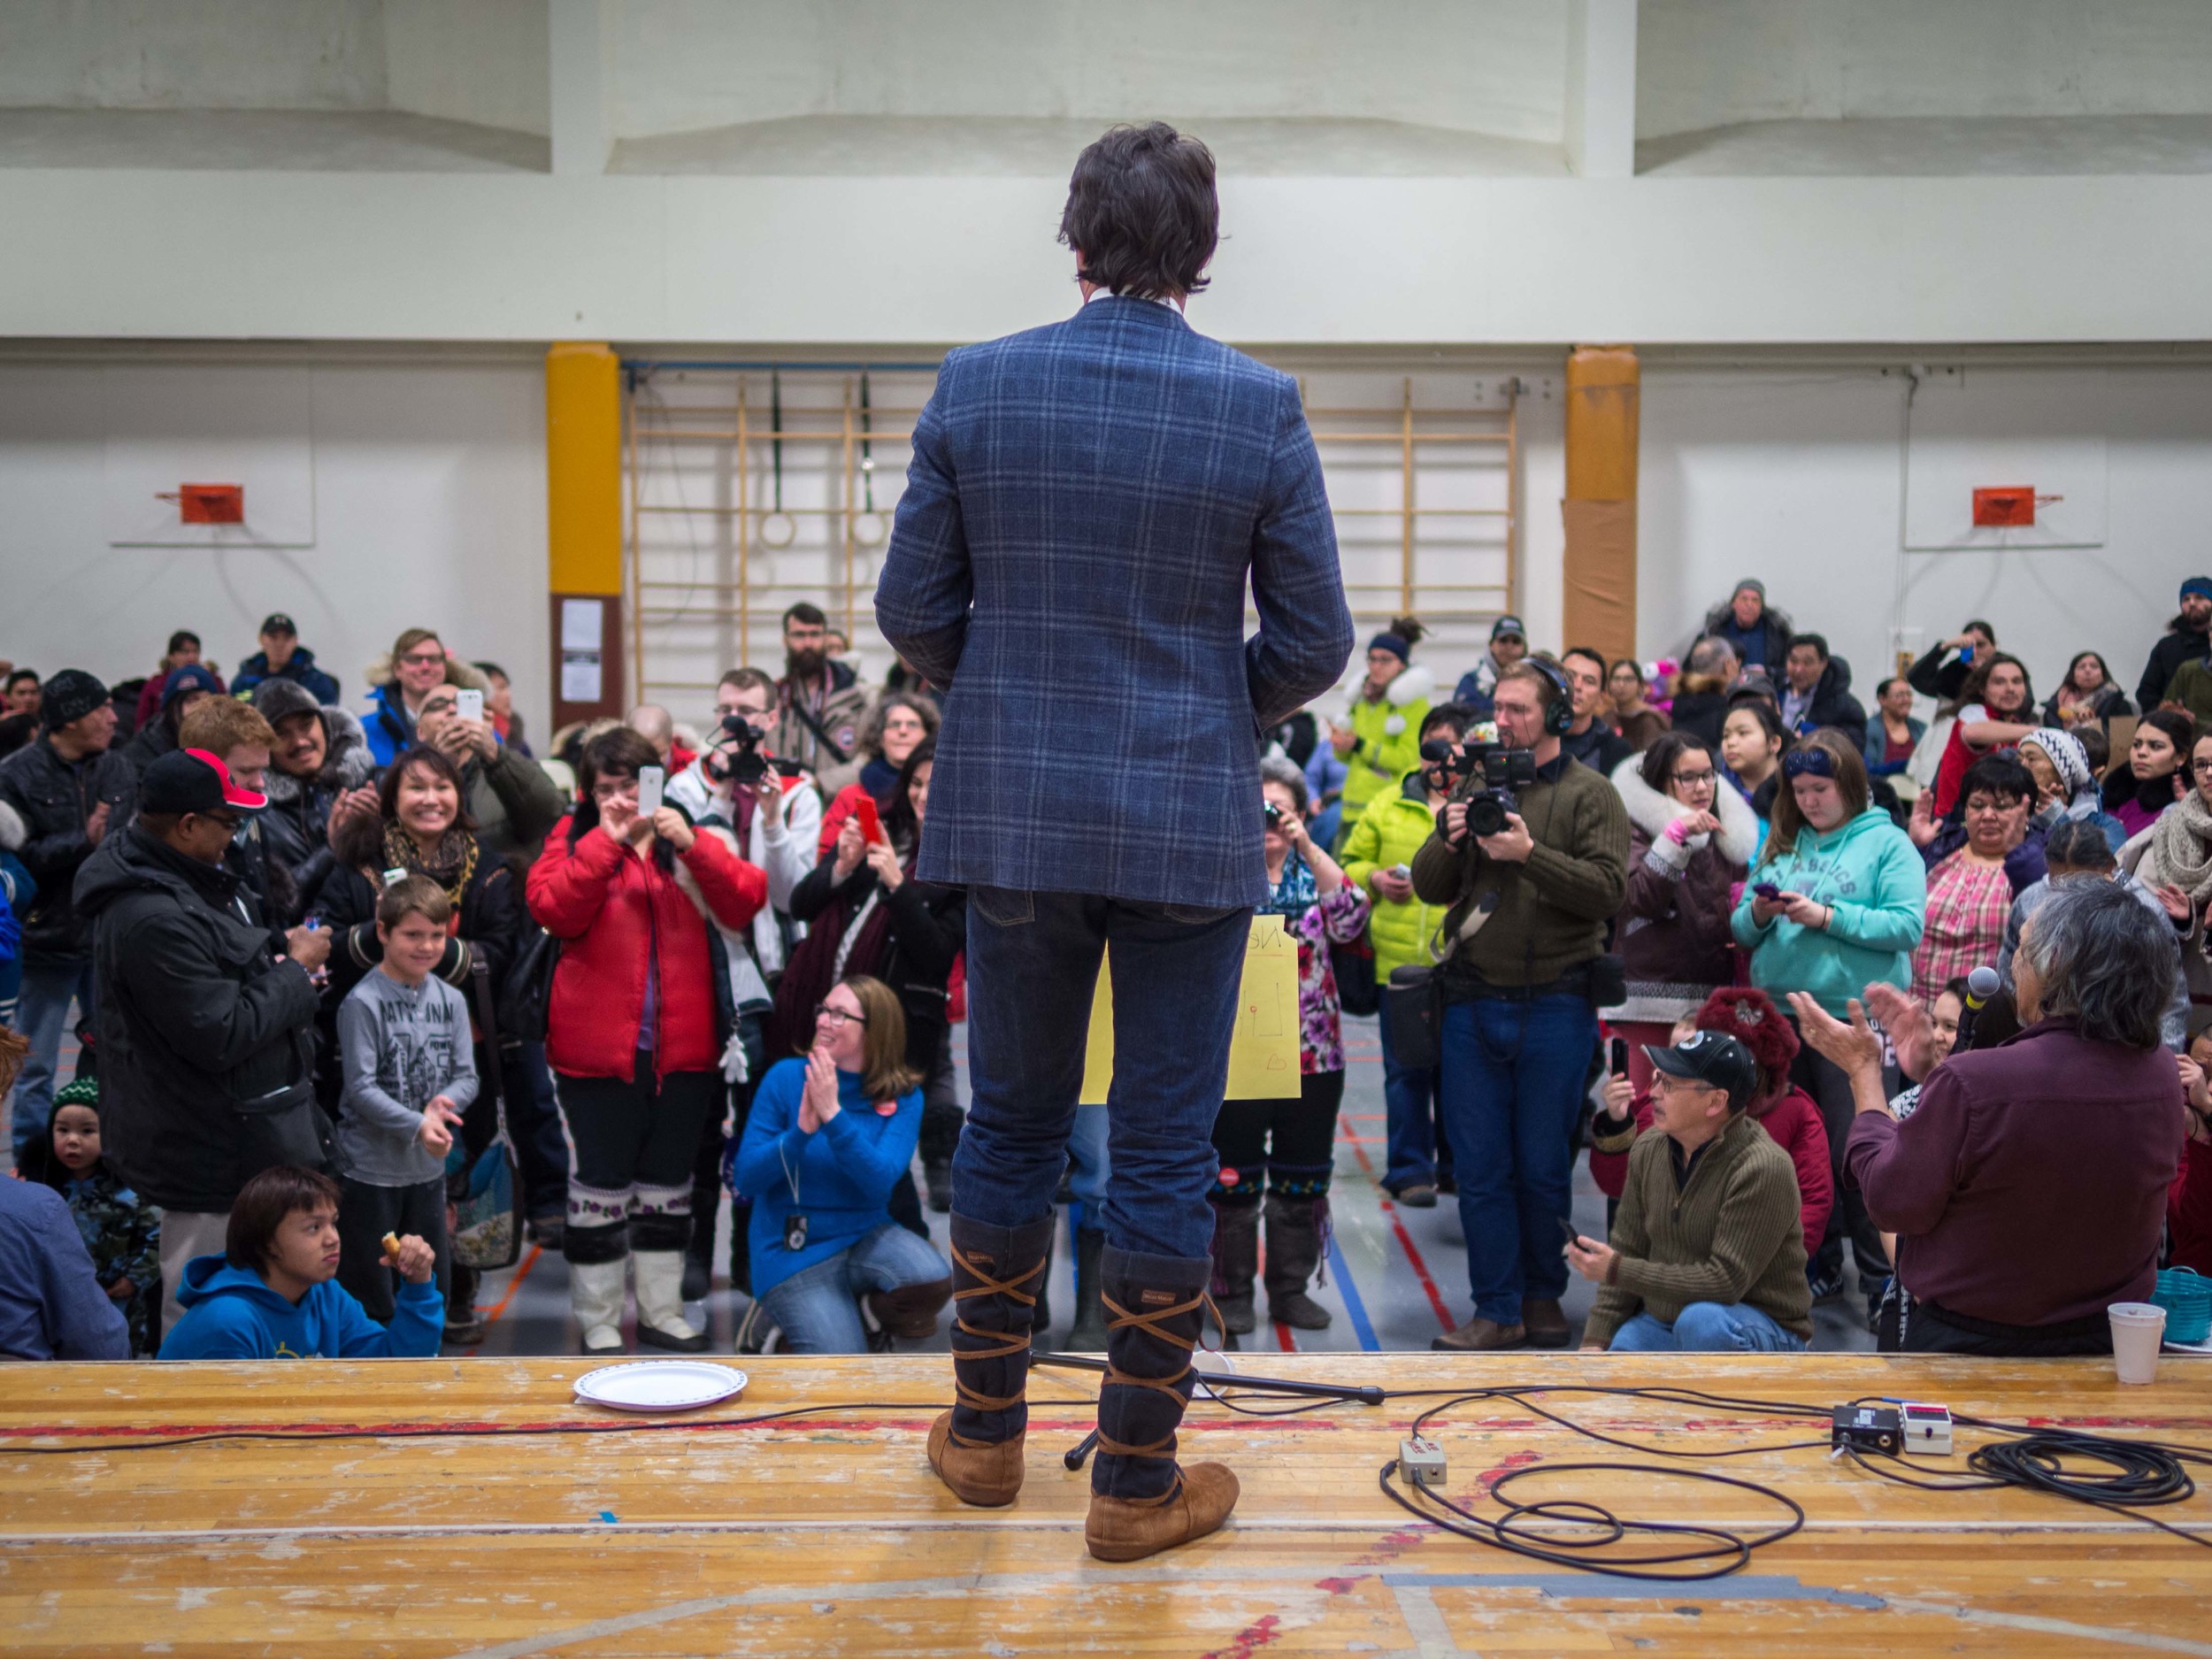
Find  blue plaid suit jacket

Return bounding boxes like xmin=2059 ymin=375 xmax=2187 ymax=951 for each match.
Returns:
xmin=875 ymin=296 xmax=1353 ymax=908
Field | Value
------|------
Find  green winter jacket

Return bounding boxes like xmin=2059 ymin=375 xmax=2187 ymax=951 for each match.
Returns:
xmin=1336 ymin=667 xmax=1433 ymax=828
xmin=1340 ymin=773 xmax=1449 ymax=979
xmin=1730 ymin=805 xmax=1927 ymax=1016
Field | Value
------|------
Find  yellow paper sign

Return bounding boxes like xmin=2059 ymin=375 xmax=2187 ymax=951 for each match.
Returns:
xmin=1079 ymin=914 xmax=1302 ymax=1104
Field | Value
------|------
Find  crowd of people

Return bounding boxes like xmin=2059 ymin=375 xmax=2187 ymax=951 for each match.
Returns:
xmin=2 ymin=573 xmax=2208 ymax=1363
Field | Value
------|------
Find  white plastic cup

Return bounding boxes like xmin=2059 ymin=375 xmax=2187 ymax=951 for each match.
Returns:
xmin=2108 ymin=1302 xmax=2167 ymax=1385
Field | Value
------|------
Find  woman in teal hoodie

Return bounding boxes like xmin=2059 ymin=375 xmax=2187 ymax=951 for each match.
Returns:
xmin=1731 ymin=729 xmax=1925 ymax=1306
xmin=159 ymin=1166 xmax=442 ymax=1360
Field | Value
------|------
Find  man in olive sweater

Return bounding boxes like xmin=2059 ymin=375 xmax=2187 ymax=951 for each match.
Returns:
xmin=1571 ymin=1031 xmax=1812 ymax=1352
xmin=1411 ymin=660 xmax=1630 ymax=1350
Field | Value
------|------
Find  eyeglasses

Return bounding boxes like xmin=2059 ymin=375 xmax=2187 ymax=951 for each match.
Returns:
xmin=2191 ymin=760 xmax=2212 ymax=778
xmin=814 ymin=1004 xmax=867 ymax=1029
xmin=399 ymin=651 xmax=446 ymax=668
xmin=1670 ymin=770 xmax=1717 ymax=787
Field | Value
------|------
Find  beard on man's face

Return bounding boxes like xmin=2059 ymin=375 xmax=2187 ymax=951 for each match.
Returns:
xmin=786 ymin=647 xmax=825 ymax=679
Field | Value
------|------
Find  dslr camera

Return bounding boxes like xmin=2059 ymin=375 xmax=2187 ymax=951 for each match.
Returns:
xmin=1433 ymin=740 xmax=1539 ymax=841
xmin=712 ymin=714 xmax=803 ymax=787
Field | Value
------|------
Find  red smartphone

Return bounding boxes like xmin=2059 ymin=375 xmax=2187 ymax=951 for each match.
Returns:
xmin=856 ymin=797 xmax=884 ymax=845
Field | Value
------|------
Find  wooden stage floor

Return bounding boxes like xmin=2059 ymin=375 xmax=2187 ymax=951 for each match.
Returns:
xmin=3 ymin=1352 xmax=2208 ymax=1656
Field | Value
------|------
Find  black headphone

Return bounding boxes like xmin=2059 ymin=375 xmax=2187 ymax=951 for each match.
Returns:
xmin=1518 ymin=657 xmax=1577 ymax=737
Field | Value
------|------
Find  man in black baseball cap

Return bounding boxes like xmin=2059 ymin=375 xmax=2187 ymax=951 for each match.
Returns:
xmin=74 ymin=746 xmax=332 ymax=1333
xmin=1453 ymin=613 xmax=1531 ymax=718
xmin=0 ymin=668 xmax=136 ymax=1164
xmin=1565 ymin=1028 xmax=1814 ymax=1354
xmin=233 ymin=612 xmax=340 ymax=705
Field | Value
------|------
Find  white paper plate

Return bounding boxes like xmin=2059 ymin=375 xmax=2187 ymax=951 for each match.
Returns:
xmin=574 ymin=1361 xmax=748 ymax=1412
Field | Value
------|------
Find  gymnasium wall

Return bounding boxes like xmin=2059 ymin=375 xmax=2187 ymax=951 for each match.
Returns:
xmin=3 ymin=346 xmax=2202 ymax=746
xmin=0 ymin=354 xmax=549 ymax=743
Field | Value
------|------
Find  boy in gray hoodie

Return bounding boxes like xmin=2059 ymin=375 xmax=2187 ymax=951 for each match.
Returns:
xmin=334 ymin=875 xmax=477 ymax=1321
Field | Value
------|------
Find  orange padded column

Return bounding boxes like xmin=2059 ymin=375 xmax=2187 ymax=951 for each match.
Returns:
xmin=1562 ymin=345 xmax=1640 ymax=664
xmin=546 ymin=342 xmax=624 ymax=731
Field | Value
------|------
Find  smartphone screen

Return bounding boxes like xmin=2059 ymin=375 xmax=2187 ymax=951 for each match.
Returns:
xmin=1557 ymin=1217 xmax=1581 ymax=1248
xmin=1609 ymin=1037 xmax=1629 ymax=1076
xmin=1754 ymin=882 xmax=1781 ymax=901
xmin=856 ymin=796 xmax=884 ymax=844
xmin=455 ymin=688 xmax=484 ymax=723
xmin=636 ymin=765 xmax=664 ymax=818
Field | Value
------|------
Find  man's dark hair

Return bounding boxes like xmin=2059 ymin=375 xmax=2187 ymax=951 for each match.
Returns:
xmin=1788 ymin=633 xmax=1829 ymax=661
xmin=1963 ymin=618 xmax=1997 ymax=641
xmin=1874 ymin=676 xmax=1906 ymax=699
xmin=719 ymin=666 xmax=777 ymax=700
xmin=1419 ymin=702 xmax=1475 ymax=742
xmin=1960 ymin=751 xmax=2033 ymax=808
xmin=783 ymin=603 xmax=827 ymax=630
xmin=2020 ymin=879 xmax=2175 ymax=1050
xmin=1058 ymin=123 xmax=1218 ymax=302
xmin=166 ymin=629 xmax=200 ymax=656
xmin=1638 ymin=730 xmax=1714 ymax=795
xmin=1560 ymin=646 xmax=1607 ymax=678
xmin=5 ymin=669 xmax=38 ymax=691
xmin=227 ymin=1164 xmax=342 ymax=1272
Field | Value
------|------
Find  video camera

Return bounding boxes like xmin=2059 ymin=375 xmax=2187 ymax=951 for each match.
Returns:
xmin=712 ymin=713 xmax=804 ymax=787
xmin=1429 ymin=740 xmax=1539 ymax=841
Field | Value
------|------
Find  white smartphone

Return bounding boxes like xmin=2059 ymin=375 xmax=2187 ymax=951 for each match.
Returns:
xmin=455 ymin=688 xmax=484 ymax=722
xmin=636 ymin=765 xmax=665 ymax=818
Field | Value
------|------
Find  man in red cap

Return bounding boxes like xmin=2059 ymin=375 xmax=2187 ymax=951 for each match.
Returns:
xmin=73 ymin=749 xmax=334 ymax=1333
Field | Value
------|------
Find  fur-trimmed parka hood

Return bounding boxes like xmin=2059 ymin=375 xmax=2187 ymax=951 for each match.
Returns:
xmin=1611 ymin=751 xmax=1762 ymax=868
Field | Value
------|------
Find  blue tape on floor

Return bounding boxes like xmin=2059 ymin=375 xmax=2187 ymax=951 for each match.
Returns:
xmin=1324 ymin=1227 xmax=1380 ymax=1353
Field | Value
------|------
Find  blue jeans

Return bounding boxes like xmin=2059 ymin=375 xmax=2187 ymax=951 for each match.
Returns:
xmin=10 ymin=956 xmax=95 ymax=1163
xmin=1606 ymin=1302 xmax=1809 ymax=1353
xmin=1437 ymin=991 xmax=1595 ymax=1325
xmin=1379 ymin=993 xmax=1445 ymax=1192
xmin=955 ymin=888 xmax=1253 ymax=1262
xmin=756 ymin=1223 xmax=950 ymax=1354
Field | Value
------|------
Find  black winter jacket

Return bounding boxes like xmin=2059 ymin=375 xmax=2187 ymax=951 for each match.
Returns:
xmin=787 ymin=855 xmax=967 ymax=1071
xmin=0 ymin=738 xmax=138 ymax=962
xmin=1782 ymin=657 xmax=1869 ymax=749
xmin=76 ymin=825 xmax=326 ymax=1213
xmin=257 ymin=706 xmax=376 ymax=926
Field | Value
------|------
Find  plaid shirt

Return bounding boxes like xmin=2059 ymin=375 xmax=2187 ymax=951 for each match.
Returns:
xmin=875 ymin=297 xmax=1354 ymax=908
xmin=1911 ymin=850 xmax=2015 ymax=1013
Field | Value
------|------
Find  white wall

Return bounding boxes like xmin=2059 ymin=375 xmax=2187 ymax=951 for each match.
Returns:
xmin=605 ymin=0 xmax=1567 ymax=141
xmin=0 ymin=0 xmax=388 ymax=111
xmin=384 ymin=0 xmax=551 ymax=136
xmin=0 ymin=356 xmax=551 ymax=741
xmin=1640 ymin=0 xmax=2212 ymax=137
xmin=1638 ymin=360 xmax=2212 ymax=711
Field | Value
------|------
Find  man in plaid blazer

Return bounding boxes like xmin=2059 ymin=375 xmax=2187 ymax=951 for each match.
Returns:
xmin=876 ymin=124 xmax=1352 ymax=1563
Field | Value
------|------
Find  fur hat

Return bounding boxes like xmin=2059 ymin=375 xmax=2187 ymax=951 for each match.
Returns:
xmin=1694 ymin=986 xmax=1799 ymax=1094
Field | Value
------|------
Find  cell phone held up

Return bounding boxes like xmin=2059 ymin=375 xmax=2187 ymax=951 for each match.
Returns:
xmin=636 ymin=765 xmax=665 ymax=818
xmin=455 ymin=687 xmax=484 ymax=723
xmin=1609 ymin=1037 xmax=1629 ymax=1077
xmin=856 ymin=796 xmax=884 ymax=845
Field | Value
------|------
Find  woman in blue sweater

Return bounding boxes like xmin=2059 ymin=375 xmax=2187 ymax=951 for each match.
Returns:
xmin=159 ymin=1165 xmax=442 ymax=1360
xmin=733 ymin=975 xmax=950 ymax=1352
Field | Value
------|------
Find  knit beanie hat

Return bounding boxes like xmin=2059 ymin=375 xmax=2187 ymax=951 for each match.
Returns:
xmin=40 ymin=670 xmax=108 ymax=732
xmin=52 ymin=1076 xmax=99 ymax=1111
xmin=251 ymin=678 xmax=322 ymax=726
xmin=160 ymin=664 xmax=223 ymax=708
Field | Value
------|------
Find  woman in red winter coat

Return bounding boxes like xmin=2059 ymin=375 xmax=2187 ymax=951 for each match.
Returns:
xmin=1590 ymin=987 xmax=1832 ymax=1260
xmin=527 ymin=727 xmax=765 ymax=1356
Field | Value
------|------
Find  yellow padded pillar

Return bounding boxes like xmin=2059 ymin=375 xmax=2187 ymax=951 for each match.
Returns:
xmin=1563 ymin=344 xmax=1640 ymax=666
xmin=545 ymin=342 xmax=623 ymax=725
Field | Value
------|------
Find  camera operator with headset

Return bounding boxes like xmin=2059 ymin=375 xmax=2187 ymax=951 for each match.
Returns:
xmin=1410 ymin=657 xmax=1631 ymax=1351
xmin=667 ymin=666 xmax=824 ymax=1296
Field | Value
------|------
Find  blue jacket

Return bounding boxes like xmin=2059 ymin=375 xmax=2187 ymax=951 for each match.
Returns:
xmin=875 ymin=296 xmax=1355 ymax=907
xmin=233 ymin=648 xmax=340 ymax=705
xmin=361 ymin=683 xmax=415 ymax=769
xmin=157 ymin=1254 xmax=442 ymax=1359
xmin=1731 ymin=806 xmax=1928 ymax=1016
xmin=733 ymin=1057 xmax=926 ymax=1300
xmin=0 ymin=1175 xmax=128 ymax=1360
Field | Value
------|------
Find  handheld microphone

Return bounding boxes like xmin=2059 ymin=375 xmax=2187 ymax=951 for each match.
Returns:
xmin=1955 ymin=964 xmax=2001 ymax=1053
